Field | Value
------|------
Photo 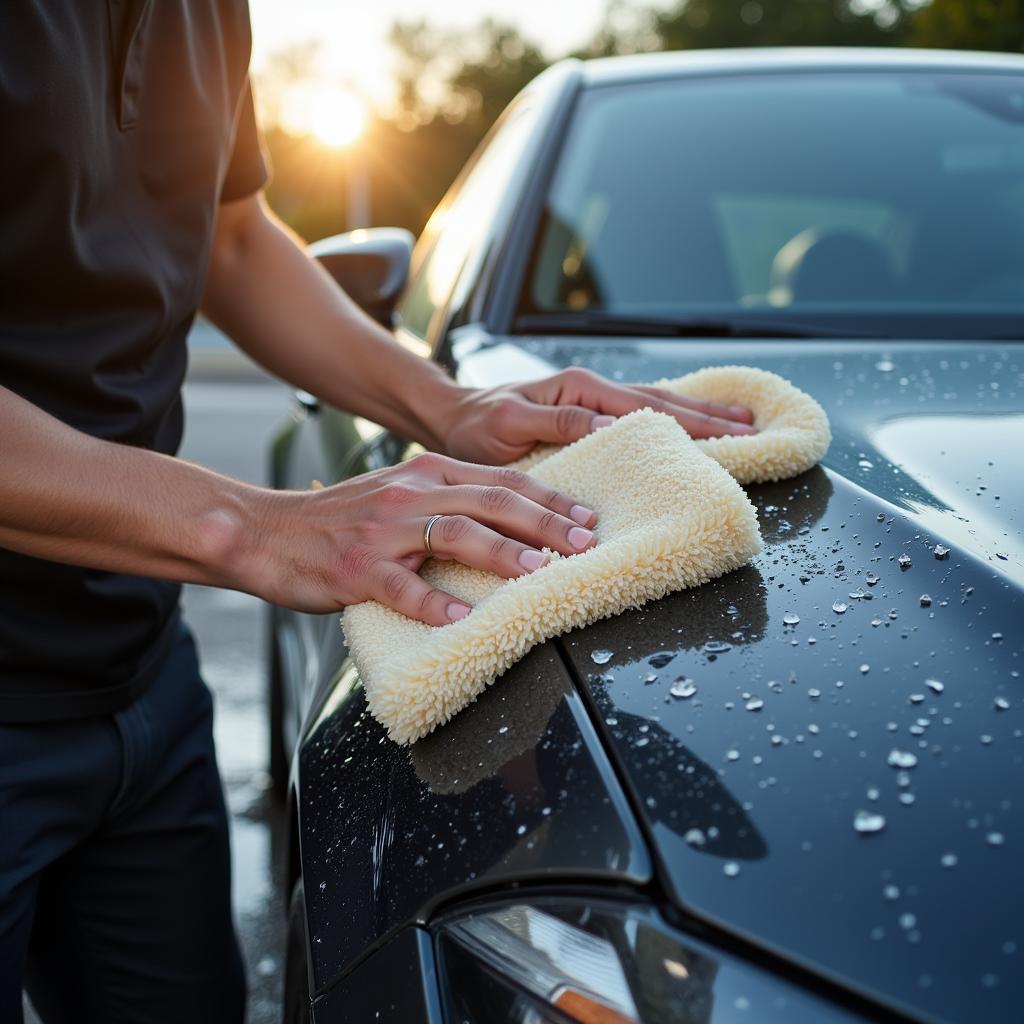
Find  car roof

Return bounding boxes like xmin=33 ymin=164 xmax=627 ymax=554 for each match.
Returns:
xmin=572 ymin=46 xmax=1024 ymax=86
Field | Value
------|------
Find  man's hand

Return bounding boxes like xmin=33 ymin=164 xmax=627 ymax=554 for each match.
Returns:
xmin=250 ymin=453 xmax=597 ymax=624
xmin=435 ymin=367 xmax=757 ymax=465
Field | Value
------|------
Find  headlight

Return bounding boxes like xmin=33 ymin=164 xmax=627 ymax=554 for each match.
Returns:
xmin=435 ymin=897 xmax=862 ymax=1023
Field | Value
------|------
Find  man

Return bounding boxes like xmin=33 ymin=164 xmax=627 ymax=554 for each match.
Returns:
xmin=0 ymin=3 xmax=754 ymax=1020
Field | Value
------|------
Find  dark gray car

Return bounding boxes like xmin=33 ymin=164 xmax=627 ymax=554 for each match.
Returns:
xmin=269 ymin=48 xmax=1024 ymax=1024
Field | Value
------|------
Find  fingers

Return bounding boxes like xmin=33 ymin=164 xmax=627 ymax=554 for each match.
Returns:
xmin=641 ymin=399 xmax=759 ymax=439
xmin=436 ymin=485 xmax=595 ymax=557
xmin=633 ymin=385 xmax=754 ymax=425
xmin=413 ymin=514 xmax=550 ymax=579
xmin=572 ymin=382 xmax=758 ymax=439
xmin=519 ymin=369 xmax=758 ymax=440
xmin=369 ymin=561 xmax=471 ymax=626
xmin=440 ymin=460 xmax=596 ymax=528
xmin=496 ymin=400 xmax=610 ymax=447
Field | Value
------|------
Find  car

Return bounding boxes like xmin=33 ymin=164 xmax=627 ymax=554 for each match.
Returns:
xmin=267 ymin=47 xmax=1024 ymax=1024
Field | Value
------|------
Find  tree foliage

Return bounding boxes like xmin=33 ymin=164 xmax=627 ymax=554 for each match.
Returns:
xmin=912 ymin=0 xmax=1024 ymax=51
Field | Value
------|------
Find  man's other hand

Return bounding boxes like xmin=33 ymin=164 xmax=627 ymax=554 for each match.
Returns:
xmin=437 ymin=367 xmax=757 ymax=465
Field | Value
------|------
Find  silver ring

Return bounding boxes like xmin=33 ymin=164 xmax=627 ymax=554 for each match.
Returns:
xmin=423 ymin=514 xmax=444 ymax=557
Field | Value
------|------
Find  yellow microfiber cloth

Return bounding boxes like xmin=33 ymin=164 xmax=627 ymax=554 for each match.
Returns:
xmin=342 ymin=366 xmax=830 ymax=745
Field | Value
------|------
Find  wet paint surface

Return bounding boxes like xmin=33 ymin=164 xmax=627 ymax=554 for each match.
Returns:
xmin=560 ymin=466 xmax=1023 ymax=1022
xmin=283 ymin=333 xmax=1022 ymax=1019
xmin=297 ymin=643 xmax=651 ymax=993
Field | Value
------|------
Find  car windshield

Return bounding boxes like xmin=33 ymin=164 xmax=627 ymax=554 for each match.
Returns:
xmin=519 ymin=71 xmax=1024 ymax=339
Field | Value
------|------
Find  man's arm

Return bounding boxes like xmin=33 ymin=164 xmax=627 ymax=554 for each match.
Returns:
xmin=0 ymin=384 xmax=597 ymax=625
xmin=200 ymin=194 xmax=756 ymax=464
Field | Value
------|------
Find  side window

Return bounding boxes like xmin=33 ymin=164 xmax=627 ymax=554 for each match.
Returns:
xmin=396 ymin=101 xmax=538 ymax=341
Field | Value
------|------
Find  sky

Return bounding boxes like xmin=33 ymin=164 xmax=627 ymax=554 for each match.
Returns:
xmin=249 ymin=0 xmax=614 ymax=107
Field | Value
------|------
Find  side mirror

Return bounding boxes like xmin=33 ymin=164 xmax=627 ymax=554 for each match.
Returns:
xmin=309 ymin=227 xmax=414 ymax=327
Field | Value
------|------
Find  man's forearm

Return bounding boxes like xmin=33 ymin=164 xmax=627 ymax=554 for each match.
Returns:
xmin=0 ymin=385 xmax=266 ymax=589
xmin=200 ymin=195 xmax=462 ymax=449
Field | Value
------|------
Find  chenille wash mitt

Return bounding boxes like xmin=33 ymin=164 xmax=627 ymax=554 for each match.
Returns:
xmin=342 ymin=366 xmax=830 ymax=745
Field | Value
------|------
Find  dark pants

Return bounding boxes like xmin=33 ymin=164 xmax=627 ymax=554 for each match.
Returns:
xmin=0 ymin=625 xmax=246 ymax=1023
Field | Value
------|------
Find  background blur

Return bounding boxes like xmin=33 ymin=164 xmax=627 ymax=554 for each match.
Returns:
xmin=249 ymin=0 xmax=1024 ymax=246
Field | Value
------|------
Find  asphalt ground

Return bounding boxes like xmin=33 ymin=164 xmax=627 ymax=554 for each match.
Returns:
xmin=24 ymin=361 xmax=295 ymax=1024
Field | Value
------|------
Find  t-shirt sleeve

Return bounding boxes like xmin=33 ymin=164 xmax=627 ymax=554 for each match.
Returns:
xmin=220 ymin=78 xmax=270 ymax=202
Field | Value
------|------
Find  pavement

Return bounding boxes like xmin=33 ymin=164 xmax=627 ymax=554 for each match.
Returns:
xmin=24 ymin=336 xmax=295 ymax=1024
xmin=179 ymin=375 xmax=294 ymax=1024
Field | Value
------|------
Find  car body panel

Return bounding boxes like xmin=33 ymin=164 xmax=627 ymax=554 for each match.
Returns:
xmin=451 ymin=333 xmax=1023 ymax=1022
xmin=312 ymin=927 xmax=443 ymax=1024
xmin=297 ymin=643 xmax=653 ymax=993
xmin=278 ymin=48 xmax=1024 ymax=1022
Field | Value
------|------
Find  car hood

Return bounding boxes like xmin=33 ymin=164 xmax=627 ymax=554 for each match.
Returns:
xmin=453 ymin=331 xmax=1024 ymax=1023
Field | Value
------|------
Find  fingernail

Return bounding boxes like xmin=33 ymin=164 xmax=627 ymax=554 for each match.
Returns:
xmin=518 ymin=549 xmax=547 ymax=572
xmin=569 ymin=503 xmax=594 ymax=525
xmin=591 ymin=415 xmax=615 ymax=431
xmin=568 ymin=526 xmax=594 ymax=550
xmin=729 ymin=405 xmax=750 ymax=417
xmin=447 ymin=602 xmax=471 ymax=622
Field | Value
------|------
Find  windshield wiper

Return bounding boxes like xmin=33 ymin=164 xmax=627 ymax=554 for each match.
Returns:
xmin=514 ymin=311 xmax=889 ymax=340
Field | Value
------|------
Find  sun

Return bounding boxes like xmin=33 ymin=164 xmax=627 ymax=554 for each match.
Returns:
xmin=308 ymin=89 xmax=367 ymax=149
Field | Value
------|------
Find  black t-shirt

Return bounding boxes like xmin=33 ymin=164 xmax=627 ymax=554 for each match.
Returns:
xmin=0 ymin=2 xmax=268 ymax=722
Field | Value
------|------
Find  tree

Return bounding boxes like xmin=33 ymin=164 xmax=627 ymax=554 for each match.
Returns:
xmin=912 ymin=0 xmax=1024 ymax=51
xmin=648 ymin=0 xmax=911 ymax=52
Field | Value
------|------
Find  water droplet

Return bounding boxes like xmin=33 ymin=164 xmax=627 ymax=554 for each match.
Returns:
xmin=319 ymin=881 xmax=327 ymax=892
xmin=941 ymin=853 xmax=958 ymax=868
xmin=745 ymin=697 xmax=764 ymax=712
xmin=808 ymin=688 xmax=821 ymax=699
xmin=867 ymin=786 xmax=880 ymax=800
xmin=888 ymin=749 xmax=918 ymax=769
xmin=933 ymin=544 xmax=950 ymax=560
xmin=900 ymin=792 xmax=916 ymax=805
xmin=590 ymin=649 xmax=613 ymax=665
xmin=684 ymin=828 xmax=706 ymax=847
xmin=498 ymin=724 xmax=509 ymax=734
xmin=899 ymin=913 xmax=917 ymax=930
xmin=992 ymin=632 xmax=1004 ymax=642
xmin=516 ymin=824 xmax=527 ymax=836
xmin=854 ymin=810 xmax=886 ymax=834
xmin=994 ymin=697 xmax=1010 ymax=711
xmin=649 ymin=652 xmax=673 ymax=668
xmin=866 ymin=572 xmax=880 ymax=586
xmin=919 ymin=594 xmax=932 ymax=607
xmin=860 ymin=664 xmax=870 ymax=674
xmin=726 ymin=749 xmax=740 ymax=761
xmin=704 ymin=640 xmax=732 ymax=654
xmin=926 ymin=679 xmax=944 ymax=694
xmin=723 ymin=861 xmax=741 ymax=877
xmin=669 ymin=680 xmax=697 ymax=699
xmin=871 ymin=617 xmax=883 ymax=627
xmin=986 ymin=832 xmax=1005 ymax=847
xmin=898 ymin=553 xmax=912 ymax=570
xmin=876 ymin=359 xmax=895 ymax=372
xmin=832 ymin=601 xmax=848 ymax=614
xmin=635 ymin=736 xmax=649 ymax=748
xmin=858 ymin=459 xmax=874 ymax=470
xmin=910 ymin=693 xmax=925 ymax=704
xmin=884 ymin=884 xmax=900 ymax=900
xmin=783 ymin=612 xmax=800 ymax=625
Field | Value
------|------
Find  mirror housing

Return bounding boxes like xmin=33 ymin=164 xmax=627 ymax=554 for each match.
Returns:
xmin=309 ymin=227 xmax=414 ymax=327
